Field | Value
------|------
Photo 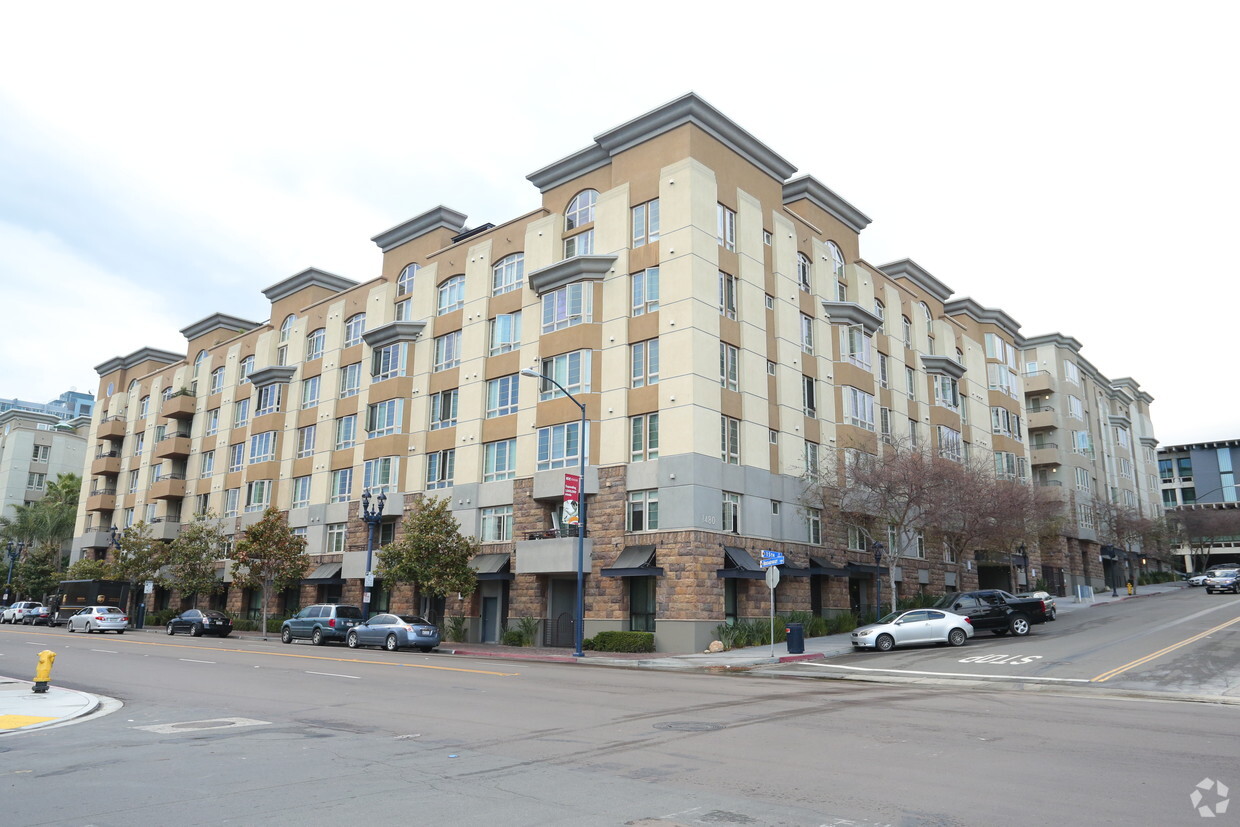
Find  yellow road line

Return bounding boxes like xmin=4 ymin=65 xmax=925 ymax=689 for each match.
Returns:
xmin=1092 ymin=615 xmax=1240 ymax=682
xmin=0 ymin=629 xmax=518 ymax=677
xmin=0 ymin=714 xmax=56 ymax=730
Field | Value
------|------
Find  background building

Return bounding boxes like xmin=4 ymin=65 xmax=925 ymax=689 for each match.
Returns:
xmin=1 ymin=390 xmax=94 ymax=421
xmin=0 ymin=408 xmax=88 ymax=525
xmin=1159 ymin=438 xmax=1240 ymax=571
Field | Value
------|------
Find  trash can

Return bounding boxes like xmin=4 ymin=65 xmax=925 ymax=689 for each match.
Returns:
xmin=785 ymin=622 xmax=805 ymax=655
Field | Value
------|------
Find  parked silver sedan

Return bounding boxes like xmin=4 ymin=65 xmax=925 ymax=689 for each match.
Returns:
xmin=852 ymin=609 xmax=974 ymax=651
xmin=67 ymin=606 xmax=129 ymax=634
xmin=345 ymin=614 xmax=441 ymax=652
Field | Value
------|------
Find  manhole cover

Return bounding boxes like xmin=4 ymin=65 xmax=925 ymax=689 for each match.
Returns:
xmin=653 ymin=721 xmax=723 ymax=732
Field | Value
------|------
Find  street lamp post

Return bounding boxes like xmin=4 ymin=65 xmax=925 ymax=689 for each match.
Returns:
xmin=4 ymin=541 xmax=24 ymax=604
xmin=520 ymin=367 xmax=587 ymax=658
xmin=1016 ymin=543 xmax=1028 ymax=590
xmin=359 ymin=489 xmax=387 ymax=621
xmin=871 ymin=541 xmax=885 ymax=621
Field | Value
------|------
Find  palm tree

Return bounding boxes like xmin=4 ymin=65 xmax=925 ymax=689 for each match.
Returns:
xmin=0 ymin=472 xmax=81 ymax=572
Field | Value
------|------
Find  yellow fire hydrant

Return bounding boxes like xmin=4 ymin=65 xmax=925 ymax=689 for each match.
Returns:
xmin=1127 ymin=581 xmax=1134 ymax=595
xmin=33 ymin=650 xmax=56 ymax=694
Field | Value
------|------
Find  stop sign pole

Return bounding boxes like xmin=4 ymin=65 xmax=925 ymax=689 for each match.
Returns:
xmin=762 ymin=556 xmax=782 ymax=657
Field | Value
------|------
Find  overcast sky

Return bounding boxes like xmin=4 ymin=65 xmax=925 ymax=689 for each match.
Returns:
xmin=1 ymin=2 xmax=1235 ymax=446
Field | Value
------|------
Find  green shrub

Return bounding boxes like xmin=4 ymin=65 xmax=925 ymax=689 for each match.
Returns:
xmin=147 ymin=608 xmax=177 ymax=628
xmin=805 ymin=615 xmax=830 ymax=638
xmin=827 ymin=612 xmax=859 ymax=634
xmin=515 ymin=616 xmax=540 ymax=646
xmin=584 ymin=631 xmax=654 ymax=653
xmin=714 ymin=622 xmax=740 ymax=650
xmin=501 ymin=629 xmax=526 ymax=646
xmin=443 ymin=615 xmax=468 ymax=643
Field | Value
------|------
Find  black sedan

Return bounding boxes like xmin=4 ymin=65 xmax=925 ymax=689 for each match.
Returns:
xmin=166 ymin=609 xmax=233 ymax=637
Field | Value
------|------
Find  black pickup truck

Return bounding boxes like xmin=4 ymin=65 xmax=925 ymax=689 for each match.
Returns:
xmin=934 ymin=589 xmax=1052 ymax=637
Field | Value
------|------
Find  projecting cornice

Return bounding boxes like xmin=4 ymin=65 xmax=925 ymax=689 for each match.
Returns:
xmin=783 ymin=176 xmax=872 ymax=234
xmin=262 ymin=268 xmax=358 ymax=303
xmin=361 ymin=320 xmax=426 ymax=349
xmin=944 ymin=297 xmax=1022 ymax=341
xmin=371 ymin=206 xmax=469 ymax=253
xmin=247 ymin=366 xmax=296 ymax=387
xmin=527 ymin=92 xmax=798 ymax=192
xmin=527 ymin=255 xmax=616 ymax=296
xmin=880 ymin=259 xmax=954 ymax=303
xmin=180 ymin=313 xmax=262 ymax=342
xmin=95 ymin=348 xmax=184 ymax=377
xmin=820 ymin=301 xmax=883 ymax=335
xmin=1019 ymin=332 xmax=1083 ymax=354
xmin=920 ymin=355 xmax=966 ymax=379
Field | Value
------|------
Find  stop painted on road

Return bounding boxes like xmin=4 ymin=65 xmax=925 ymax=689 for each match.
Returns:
xmin=958 ymin=654 xmax=1044 ymax=665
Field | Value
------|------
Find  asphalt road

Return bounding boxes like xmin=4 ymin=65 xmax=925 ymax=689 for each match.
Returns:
xmin=2 ymin=597 xmax=1238 ymax=827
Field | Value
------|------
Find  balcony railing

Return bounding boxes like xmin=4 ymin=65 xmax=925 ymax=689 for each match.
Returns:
xmin=94 ymin=449 xmax=120 ymax=459
xmin=525 ymin=526 xmax=584 ymax=541
xmin=89 ymin=487 xmax=118 ymax=496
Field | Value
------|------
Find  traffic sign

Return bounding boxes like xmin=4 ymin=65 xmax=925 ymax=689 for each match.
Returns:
xmin=759 ymin=549 xmax=780 ymax=559
xmin=759 ymin=553 xmax=785 ymax=568
xmin=765 ymin=564 xmax=781 ymax=590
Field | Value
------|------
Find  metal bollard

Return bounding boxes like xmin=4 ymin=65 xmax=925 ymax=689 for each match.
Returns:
xmin=33 ymin=649 xmax=56 ymax=694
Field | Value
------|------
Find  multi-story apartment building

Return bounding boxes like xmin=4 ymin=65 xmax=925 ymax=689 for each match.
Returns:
xmin=1 ymin=390 xmax=94 ymax=421
xmin=1159 ymin=438 xmax=1240 ymax=571
xmin=71 ymin=94 xmax=1146 ymax=651
xmin=1021 ymin=335 xmax=1161 ymax=592
xmin=1 ymin=409 xmax=88 ymax=522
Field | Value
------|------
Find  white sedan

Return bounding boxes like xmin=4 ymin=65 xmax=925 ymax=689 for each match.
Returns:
xmin=852 ymin=609 xmax=974 ymax=651
xmin=1187 ymin=574 xmax=1210 ymax=587
xmin=67 ymin=606 xmax=129 ymax=634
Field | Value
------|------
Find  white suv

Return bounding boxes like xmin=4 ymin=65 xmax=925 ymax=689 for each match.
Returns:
xmin=1 ymin=601 xmax=44 ymax=624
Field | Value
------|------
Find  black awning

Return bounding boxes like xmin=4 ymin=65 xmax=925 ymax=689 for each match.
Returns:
xmin=470 ymin=553 xmax=514 ymax=580
xmin=601 ymin=545 xmax=663 ymax=578
xmin=846 ymin=561 xmax=890 ymax=577
xmin=717 ymin=545 xmax=765 ymax=579
xmin=303 ymin=563 xmax=343 ymax=584
xmin=808 ymin=556 xmax=851 ymax=577
xmin=1100 ymin=545 xmax=1120 ymax=560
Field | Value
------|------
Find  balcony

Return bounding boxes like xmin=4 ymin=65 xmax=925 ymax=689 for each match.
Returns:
xmin=1027 ymin=407 xmax=1056 ymax=431
xmin=97 ymin=416 xmax=127 ymax=440
xmin=91 ymin=451 xmax=122 ymax=476
xmin=85 ymin=488 xmax=117 ymax=512
xmin=149 ymin=474 xmax=187 ymax=500
xmin=154 ymin=433 xmax=192 ymax=459
xmin=162 ymin=392 xmax=197 ymax=420
xmin=78 ymin=529 xmax=114 ymax=550
xmin=1030 ymin=444 xmax=1061 ymax=466
xmin=149 ymin=519 xmax=182 ymax=541
xmin=515 ymin=532 xmax=594 ymax=575
xmin=1023 ymin=370 xmax=1055 ymax=394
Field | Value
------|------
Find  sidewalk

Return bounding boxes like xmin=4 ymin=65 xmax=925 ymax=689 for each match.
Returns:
xmin=0 ymin=674 xmax=100 ymax=735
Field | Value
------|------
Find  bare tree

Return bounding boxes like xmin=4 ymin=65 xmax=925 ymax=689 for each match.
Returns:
xmin=1167 ymin=507 xmax=1240 ymax=572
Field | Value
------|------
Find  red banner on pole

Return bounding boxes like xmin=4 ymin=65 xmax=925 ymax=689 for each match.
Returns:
xmin=563 ymin=473 xmax=580 ymax=526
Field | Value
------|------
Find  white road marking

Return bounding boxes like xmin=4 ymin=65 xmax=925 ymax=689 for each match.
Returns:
xmin=135 ymin=717 xmax=269 ymax=734
xmin=179 ymin=658 xmax=216 ymax=664
xmin=958 ymin=654 xmax=1043 ymax=665
xmin=306 ymin=670 xmax=360 ymax=679
xmin=807 ymin=662 xmax=1091 ymax=682
xmin=91 ymin=649 xmax=119 ymax=654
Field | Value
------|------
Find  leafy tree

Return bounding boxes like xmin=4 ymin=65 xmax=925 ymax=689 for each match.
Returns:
xmin=65 ymin=557 xmax=112 ymax=581
xmin=231 ymin=508 xmax=307 ymax=639
xmin=112 ymin=521 xmax=168 ymax=616
xmin=13 ymin=544 xmax=59 ymax=601
xmin=0 ymin=472 xmax=81 ymax=573
xmin=163 ymin=513 xmax=227 ymax=608
xmin=377 ymin=496 xmax=478 ymax=613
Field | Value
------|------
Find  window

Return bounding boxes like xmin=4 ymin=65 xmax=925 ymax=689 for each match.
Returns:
xmin=844 ymin=387 xmax=876 ymax=431
xmin=717 ymin=204 xmax=736 ymax=251
xmin=437 ymin=275 xmax=465 ymax=315
xmin=397 ymin=263 xmax=417 ymax=297
xmin=233 ymin=398 xmax=250 ymax=427
xmin=489 ymin=312 xmax=522 ymax=355
xmin=1118 ymin=457 xmax=1134 ymax=479
xmin=763 ymin=229 xmax=772 ymax=245
xmin=719 ymin=343 xmax=739 ymax=391
xmin=204 ymin=408 xmax=220 ymax=436
xmin=430 ymin=389 xmax=460 ymax=428
xmin=485 ymin=377 xmax=517 ymax=418
xmin=371 ymin=343 xmax=407 ymax=381
xmin=335 ymin=414 xmax=357 ymax=450
xmin=542 ymin=282 xmax=593 ymax=332
xmin=278 ymin=314 xmax=296 ymax=343
xmin=909 ymin=420 xmax=919 ymax=447
xmin=878 ymin=353 xmax=889 ymax=388
xmin=433 ymin=331 xmax=462 ymax=371
xmin=1068 ymin=395 xmax=1084 ymax=419
xmin=239 ymin=356 xmax=255 ymax=384
xmin=873 ymin=299 xmax=886 ymax=333
xmin=801 ymin=314 xmax=814 ymax=354
xmin=632 ymin=199 xmax=660 ymax=247
xmin=933 ymin=375 xmax=960 ymax=410
xmin=331 ymin=468 xmax=353 ymax=503
xmin=937 ymin=426 xmax=962 ymax=462
xmin=1072 ymin=430 xmax=1093 ymax=456
xmin=394 ymin=298 xmax=411 ymax=321
xmin=492 ymin=254 xmax=523 ymax=296
xmin=632 ymin=267 xmax=659 ymax=315
xmin=26 ymin=472 xmax=46 ymax=490
xmin=327 ymin=522 xmax=347 ymax=554
xmin=291 ymin=475 xmax=311 ymax=509
xmin=126 ymin=469 xmax=140 ymax=494
xmin=565 ymin=190 xmax=597 ymax=230
xmin=304 ymin=328 xmax=325 ymax=361
xmin=296 ymin=425 xmax=316 ymax=458
xmin=847 ymin=526 xmax=867 ymax=552
xmin=1115 ymin=427 xmax=1130 ymax=448
xmin=224 ymin=488 xmax=240 ymax=518
xmin=209 ymin=368 xmax=225 ymax=395
xmin=1076 ymin=503 xmax=1094 ymax=530
xmin=367 ymin=398 xmax=404 ymax=438
xmin=249 ymin=431 xmax=276 ymax=464
xmin=991 ymin=407 xmax=1022 ymax=439
xmin=301 ymin=376 xmax=320 ymax=409
xmin=836 ymin=280 xmax=848 ymax=302
xmin=195 ymin=450 xmax=214 ymax=477
xmin=537 ymin=421 xmax=587 ymax=471
xmin=842 ymin=325 xmax=872 ymax=370
xmin=767 ymin=360 xmax=776 ymax=375
xmin=1158 ymin=458 xmax=1174 ymax=482
xmin=631 ymin=340 xmax=660 ymax=388
xmin=344 ymin=313 xmax=366 ymax=347
xmin=484 ymin=439 xmax=517 ymax=482
xmin=363 ymin=456 xmax=398 ymax=496
xmin=718 ymin=271 xmax=737 ymax=319
xmin=797 ymin=253 xmax=812 ymax=292
xmin=765 ymin=294 xmax=774 ymax=310
xmin=987 ymin=363 xmax=1019 ymax=397
xmin=133 ymin=432 xmax=144 ymax=456
xmin=805 ymin=507 xmax=822 ymax=544
xmin=426 ymin=449 xmax=455 ymax=489
xmin=722 ymin=492 xmax=740 ymax=533
xmin=994 ymin=451 xmax=1021 ymax=480
xmin=228 ymin=442 xmax=243 ymax=472
xmin=902 ymin=316 xmax=912 ymax=348
xmin=906 ymin=366 xmax=918 ymax=401
xmin=880 ymin=406 xmax=892 ymax=440
xmin=720 ymin=415 xmax=740 ymax=464
xmin=480 ymin=506 xmax=513 ymax=541
xmin=828 ymin=241 xmax=846 ymax=279
xmin=245 ymin=480 xmax=271 ymax=512
xmin=136 ymin=395 xmax=150 ymax=418
xmin=802 ymin=376 xmax=817 ymax=417
xmin=563 ymin=229 xmax=594 ymax=258
xmin=255 ymin=383 xmax=281 ymax=416
xmin=538 ymin=350 xmax=591 ymax=400
xmin=630 ymin=413 xmax=659 ymax=462
xmin=627 ymin=490 xmax=659 ymax=531
xmin=804 ymin=441 xmax=820 ymax=476
xmin=1065 ymin=361 xmax=1080 ymax=384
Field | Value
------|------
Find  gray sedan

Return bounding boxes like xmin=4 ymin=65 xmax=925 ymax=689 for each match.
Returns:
xmin=851 ymin=609 xmax=974 ymax=651
xmin=346 ymin=614 xmax=441 ymax=652
xmin=67 ymin=606 xmax=129 ymax=634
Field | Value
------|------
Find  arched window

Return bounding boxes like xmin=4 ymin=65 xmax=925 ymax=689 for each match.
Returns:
xmin=139 ymin=395 xmax=150 ymax=417
xmin=920 ymin=302 xmax=932 ymax=325
xmin=492 ymin=253 xmax=524 ymax=296
xmin=306 ymin=328 xmax=326 ymax=361
xmin=797 ymin=253 xmax=812 ymax=292
xmin=565 ymin=190 xmax=598 ymax=231
xmin=128 ymin=379 xmax=140 ymax=393
xmin=344 ymin=313 xmax=366 ymax=347
xmin=397 ymin=263 xmax=417 ymax=297
xmin=902 ymin=316 xmax=912 ymax=348
xmin=239 ymin=355 xmax=255 ymax=383
xmin=829 ymin=241 xmax=846 ymax=279
xmin=194 ymin=350 xmax=208 ymax=366
xmin=874 ymin=299 xmax=885 ymax=332
xmin=280 ymin=315 xmax=297 ymax=343
xmin=437 ymin=275 xmax=466 ymax=314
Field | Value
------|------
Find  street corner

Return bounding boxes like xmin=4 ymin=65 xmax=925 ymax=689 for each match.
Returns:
xmin=0 ymin=676 xmax=111 ymax=735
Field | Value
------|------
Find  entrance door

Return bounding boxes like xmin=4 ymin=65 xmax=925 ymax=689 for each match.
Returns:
xmin=546 ymin=578 xmax=576 ymax=647
xmin=481 ymin=596 xmax=499 ymax=643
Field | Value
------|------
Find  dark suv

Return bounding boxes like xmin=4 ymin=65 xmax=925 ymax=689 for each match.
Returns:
xmin=281 ymin=604 xmax=364 ymax=645
xmin=1204 ymin=569 xmax=1240 ymax=594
